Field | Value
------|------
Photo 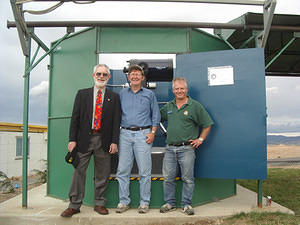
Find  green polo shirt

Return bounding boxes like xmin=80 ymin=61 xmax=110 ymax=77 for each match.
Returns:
xmin=160 ymin=97 xmax=214 ymax=144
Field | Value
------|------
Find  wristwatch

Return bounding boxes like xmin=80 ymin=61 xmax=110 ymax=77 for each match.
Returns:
xmin=198 ymin=137 xmax=204 ymax=142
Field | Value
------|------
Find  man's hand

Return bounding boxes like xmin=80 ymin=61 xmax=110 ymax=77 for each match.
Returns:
xmin=146 ymin=133 xmax=155 ymax=144
xmin=68 ymin=141 xmax=77 ymax=152
xmin=109 ymin=143 xmax=118 ymax=154
xmin=189 ymin=138 xmax=203 ymax=149
xmin=189 ymin=126 xmax=211 ymax=149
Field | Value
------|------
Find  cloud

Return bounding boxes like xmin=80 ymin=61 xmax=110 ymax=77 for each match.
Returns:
xmin=0 ymin=91 xmax=23 ymax=124
xmin=28 ymin=81 xmax=49 ymax=125
xmin=30 ymin=81 xmax=48 ymax=98
xmin=3 ymin=0 xmax=300 ymax=128
xmin=267 ymin=117 xmax=300 ymax=133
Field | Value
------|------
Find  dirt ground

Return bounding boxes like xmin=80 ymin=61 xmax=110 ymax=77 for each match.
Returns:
xmin=267 ymin=145 xmax=300 ymax=159
xmin=0 ymin=174 xmax=43 ymax=203
xmin=267 ymin=145 xmax=300 ymax=169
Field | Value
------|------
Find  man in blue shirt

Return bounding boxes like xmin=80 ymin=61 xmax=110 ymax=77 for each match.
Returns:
xmin=116 ymin=65 xmax=160 ymax=214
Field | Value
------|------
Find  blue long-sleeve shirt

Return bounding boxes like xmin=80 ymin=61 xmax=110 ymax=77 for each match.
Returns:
xmin=120 ymin=87 xmax=161 ymax=128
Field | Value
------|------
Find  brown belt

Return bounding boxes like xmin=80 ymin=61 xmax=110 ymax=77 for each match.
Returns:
xmin=91 ymin=129 xmax=101 ymax=134
xmin=169 ymin=142 xmax=191 ymax=147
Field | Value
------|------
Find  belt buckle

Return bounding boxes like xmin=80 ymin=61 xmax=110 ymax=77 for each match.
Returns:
xmin=130 ymin=126 xmax=138 ymax=131
xmin=91 ymin=129 xmax=100 ymax=134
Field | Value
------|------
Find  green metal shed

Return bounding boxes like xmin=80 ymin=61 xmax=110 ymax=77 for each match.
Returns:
xmin=47 ymin=27 xmax=236 ymax=208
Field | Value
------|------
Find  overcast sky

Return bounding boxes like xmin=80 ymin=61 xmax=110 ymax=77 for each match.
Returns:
xmin=0 ymin=0 xmax=300 ymax=134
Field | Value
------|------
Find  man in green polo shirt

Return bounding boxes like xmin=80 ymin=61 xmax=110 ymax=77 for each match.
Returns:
xmin=159 ymin=77 xmax=213 ymax=216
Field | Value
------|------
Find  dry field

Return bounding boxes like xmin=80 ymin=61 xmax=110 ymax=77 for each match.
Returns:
xmin=268 ymin=145 xmax=300 ymax=159
xmin=268 ymin=145 xmax=300 ymax=168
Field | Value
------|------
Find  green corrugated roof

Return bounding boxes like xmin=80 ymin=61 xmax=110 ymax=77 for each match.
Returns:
xmin=217 ymin=12 xmax=300 ymax=76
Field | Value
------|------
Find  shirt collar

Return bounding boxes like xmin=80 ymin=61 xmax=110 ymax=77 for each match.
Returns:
xmin=94 ymin=86 xmax=106 ymax=96
xmin=128 ymin=86 xmax=144 ymax=93
xmin=171 ymin=96 xmax=191 ymax=106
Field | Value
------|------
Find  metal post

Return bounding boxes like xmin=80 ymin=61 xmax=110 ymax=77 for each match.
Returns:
xmin=261 ymin=0 xmax=276 ymax=47
xmin=30 ymin=45 xmax=40 ymax=66
xmin=239 ymin=35 xmax=256 ymax=48
xmin=22 ymin=32 xmax=31 ymax=208
xmin=265 ymin=37 xmax=296 ymax=69
xmin=257 ymin=180 xmax=263 ymax=208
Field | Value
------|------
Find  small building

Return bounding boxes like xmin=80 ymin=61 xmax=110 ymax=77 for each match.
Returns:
xmin=0 ymin=122 xmax=47 ymax=178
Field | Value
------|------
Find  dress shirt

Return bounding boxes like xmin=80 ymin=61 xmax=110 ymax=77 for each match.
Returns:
xmin=120 ymin=87 xmax=160 ymax=128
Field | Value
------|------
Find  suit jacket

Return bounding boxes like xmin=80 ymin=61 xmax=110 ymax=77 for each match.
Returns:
xmin=69 ymin=87 xmax=121 ymax=153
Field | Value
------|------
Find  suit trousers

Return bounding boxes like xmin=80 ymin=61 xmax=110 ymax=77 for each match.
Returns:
xmin=68 ymin=133 xmax=111 ymax=209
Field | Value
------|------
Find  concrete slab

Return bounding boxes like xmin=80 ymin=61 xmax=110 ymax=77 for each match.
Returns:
xmin=0 ymin=184 xmax=294 ymax=225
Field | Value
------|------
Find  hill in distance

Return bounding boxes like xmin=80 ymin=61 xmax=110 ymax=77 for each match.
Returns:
xmin=267 ymin=135 xmax=300 ymax=145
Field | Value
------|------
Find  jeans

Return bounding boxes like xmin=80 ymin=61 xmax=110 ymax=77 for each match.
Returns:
xmin=117 ymin=128 xmax=152 ymax=206
xmin=162 ymin=145 xmax=195 ymax=208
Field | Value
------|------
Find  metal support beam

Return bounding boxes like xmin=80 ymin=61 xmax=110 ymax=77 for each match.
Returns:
xmin=25 ymin=33 xmax=70 ymax=75
xmin=261 ymin=0 xmax=276 ymax=47
xmin=16 ymin=0 xmax=266 ymax=5
xmin=257 ymin=180 xmax=263 ymax=208
xmin=253 ymin=30 xmax=263 ymax=47
xmin=10 ymin=0 xmax=29 ymax=56
xmin=28 ymin=30 xmax=50 ymax=52
xmin=7 ymin=20 xmax=300 ymax=32
xmin=22 ymin=29 xmax=31 ymax=208
xmin=239 ymin=35 xmax=256 ymax=49
xmin=30 ymin=45 xmax=41 ymax=67
xmin=266 ymin=72 xmax=300 ymax=77
xmin=265 ymin=36 xmax=296 ymax=69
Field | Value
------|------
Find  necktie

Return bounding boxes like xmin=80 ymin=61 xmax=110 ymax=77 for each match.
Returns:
xmin=93 ymin=90 xmax=102 ymax=130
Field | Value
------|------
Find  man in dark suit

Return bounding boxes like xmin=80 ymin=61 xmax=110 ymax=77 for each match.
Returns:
xmin=61 ymin=64 xmax=121 ymax=217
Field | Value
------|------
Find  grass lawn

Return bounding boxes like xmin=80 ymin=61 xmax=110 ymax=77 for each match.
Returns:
xmin=222 ymin=168 xmax=300 ymax=224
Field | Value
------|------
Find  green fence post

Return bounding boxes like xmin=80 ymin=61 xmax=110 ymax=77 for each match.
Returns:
xmin=257 ymin=179 xmax=263 ymax=208
xmin=22 ymin=32 xmax=31 ymax=208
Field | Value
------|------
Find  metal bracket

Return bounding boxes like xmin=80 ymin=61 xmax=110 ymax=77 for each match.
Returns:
xmin=67 ymin=26 xmax=75 ymax=34
xmin=25 ymin=32 xmax=70 ymax=75
xmin=28 ymin=29 xmax=50 ymax=52
xmin=294 ymin=32 xmax=300 ymax=38
xmin=215 ymin=30 xmax=235 ymax=50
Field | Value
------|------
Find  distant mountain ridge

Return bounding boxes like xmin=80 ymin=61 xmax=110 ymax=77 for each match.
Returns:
xmin=267 ymin=135 xmax=300 ymax=145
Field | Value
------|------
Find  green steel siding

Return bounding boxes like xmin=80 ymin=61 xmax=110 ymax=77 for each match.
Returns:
xmin=98 ymin=28 xmax=189 ymax=53
xmin=191 ymin=29 xmax=230 ymax=52
xmin=47 ymin=27 xmax=236 ymax=207
xmin=47 ymin=28 xmax=97 ymax=199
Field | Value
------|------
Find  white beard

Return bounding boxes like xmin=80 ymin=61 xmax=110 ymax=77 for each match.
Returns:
xmin=94 ymin=79 xmax=107 ymax=88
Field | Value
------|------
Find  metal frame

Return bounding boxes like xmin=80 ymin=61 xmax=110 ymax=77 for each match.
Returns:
xmin=9 ymin=0 xmax=278 ymax=57
xmin=16 ymin=0 xmax=266 ymax=5
xmin=9 ymin=0 xmax=277 ymax=208
xmin=265 ymin=32 xmax=300 ymax=74
xmin=10 ymin=20 xmax=300 ymax=31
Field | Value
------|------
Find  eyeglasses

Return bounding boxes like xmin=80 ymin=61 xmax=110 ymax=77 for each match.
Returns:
xmin=95 ymin=72 xmax=108 ymax=77
xmin=129 ymin=73 xmax=142 ymax=77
